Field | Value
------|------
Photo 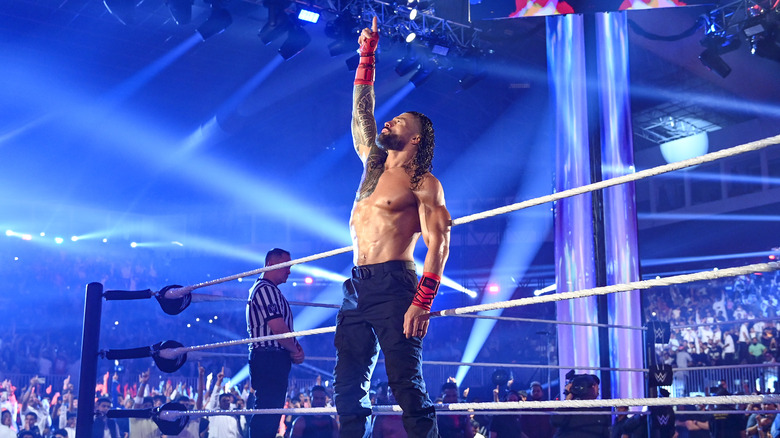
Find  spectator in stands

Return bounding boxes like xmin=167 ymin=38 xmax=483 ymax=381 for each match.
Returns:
xmin=523 ymin=382 xmax=554 ymax=438
xmin=372 ymin=383 xmax=405 ymax=438
xmin=437 ymin=381 xmax=473 ymax=438
xmin=746 ymin=402 xmax=776 ymax=438
xmin=131 ymin=370 xmax=159 ymax=438
xmin=289 ymin=386 xmax=337 ymax=438
xmin=0 ymin=411 xmax=14 ymax=438
xmin=206 ymin=368 xmax=242 ymax=438
xmin=489 ymin=390 xmax=523 ymax=438
xmin=93 ymin=396 xmax=120 ymax=438
xmin=749 ymin=338 xmax=767 ymax=363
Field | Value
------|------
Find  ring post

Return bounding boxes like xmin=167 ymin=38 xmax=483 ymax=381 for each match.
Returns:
xmin=76 ymin=282 xmax=104 ymax=438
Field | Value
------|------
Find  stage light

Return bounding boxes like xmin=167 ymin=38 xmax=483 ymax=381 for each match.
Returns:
xmin=304 ymin=276 xmax=314 ymax=284
xmin=279 ymin=26 xmax=311 ymax=60
xmin=197 ymin=7 xmax=232 ymax=41
xmin=458 ymin=71 xmax=486 ymax=90
xmin=750 ymin=34 xmax=780 ymax=63
xmin=103 ymin=238 xmax=108 ymax=243
xmin=405 ymin=31 xmax=417 ymax=43
xmin=395 ymin=56 xmax=418 ymax=76
xmin=432 ymin=44 xmax=449 ymax=56
xmin=698 ymin=48 xmax=731 ymax=78
xmin=698 ymin=34 xmax=740 ymax=78
xmin=103 ymin=0 xmax=136 ymax=25
xmin=166 ymin=0 xmax=193 ymax=25
xmin=21 ymin=234 xmax=32 ymax=241
xmin=130 ymin=242 xmax=137 ymax=248
xmin=40 ymin=232 xmax=45 ymax=237
xmin=409 ymin=8 xmax=419 ymax=20
xmin=297 ymin=8 xmax=319 ymax=23
xmin=487 ymin=284 xmax=500 ymax=293
xmin=55 ymin=237 xmax=64 ymax=244
xmin=409 ymin=64 xmax=433 ymax=87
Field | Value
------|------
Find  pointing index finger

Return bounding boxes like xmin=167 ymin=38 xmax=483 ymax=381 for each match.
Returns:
xmin=372 ymin=16 xmax=378 ymax=33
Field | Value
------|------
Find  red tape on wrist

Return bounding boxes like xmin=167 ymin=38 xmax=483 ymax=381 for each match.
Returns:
xmin=412 ymin=272 xmax=441 ymax=311
xmin=354 ymin=55 xmax=375 ymax=85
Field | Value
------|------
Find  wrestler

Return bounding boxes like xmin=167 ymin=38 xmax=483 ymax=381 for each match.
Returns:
xmin=332 ymin=16 xmax=451 ymax=438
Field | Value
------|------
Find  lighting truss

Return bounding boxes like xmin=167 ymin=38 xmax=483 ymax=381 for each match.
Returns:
xmin=330 ymin=0 xmax=484 ymax=56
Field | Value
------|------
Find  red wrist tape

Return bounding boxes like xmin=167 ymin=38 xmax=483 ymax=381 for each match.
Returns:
xmin=412 ymin=272 xmax=441 ymax=311
xmin=354 ymin=55 xmax=375 ymax=85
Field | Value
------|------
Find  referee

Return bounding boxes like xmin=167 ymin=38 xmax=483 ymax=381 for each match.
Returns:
xmin=247 ymin=248 xmax=305 ymax=438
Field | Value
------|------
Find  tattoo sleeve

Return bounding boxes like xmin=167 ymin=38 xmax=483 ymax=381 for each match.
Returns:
xmin=351 ymin=84 xmax=377 ymax=156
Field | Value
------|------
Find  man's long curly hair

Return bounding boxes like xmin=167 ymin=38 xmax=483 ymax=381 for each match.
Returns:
xmin=405 ymin=111 xmax=435 ymax=190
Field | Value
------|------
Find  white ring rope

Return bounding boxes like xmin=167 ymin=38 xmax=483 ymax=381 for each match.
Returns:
xmin=672 ymin=316 xmax=780 ymax=330
xmin=159 ymin=261 xmax=779 ymax=359
xmin=451 ymin=134 xmax=780 ymax=226
xmin=449 ymin=313 xmax=646 ymax=331
xmin=158 ymin=394 xmax=780 ymax=420
xmin=432 ymin=262 xmax=779 ymax=317
xmin=163 ymin=134 xmax=780 ymax=299
xmin=190 ymin=293 xmax=342 ymax=309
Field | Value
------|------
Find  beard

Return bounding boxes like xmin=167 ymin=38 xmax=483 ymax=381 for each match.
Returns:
xmin=377 ymin=131 xmax=405 ymax=151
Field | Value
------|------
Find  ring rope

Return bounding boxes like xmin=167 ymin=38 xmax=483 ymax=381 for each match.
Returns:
xmin=672 ymin=316 xmax=780 ymax=330
xmin=449 ymin=313 xmax=646 ymax=331
xmin=191 ymin=293 xmax=342 ymax=309
xmin=432 ymin=262 xmax=779 ymax=317
xmin=451 ymin=133 xmax=780 ymax=226
xmin=159 ymin=261 xmax=779 ymax=358
xmin=164 ymin=134 xmax=780 ymax=299
xmin=158 ymin=394 xmax=780 ymax=420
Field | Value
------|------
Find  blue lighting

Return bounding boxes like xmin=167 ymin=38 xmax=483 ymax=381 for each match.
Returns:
xmin=297 ymin=9 xmax=320 ymax=23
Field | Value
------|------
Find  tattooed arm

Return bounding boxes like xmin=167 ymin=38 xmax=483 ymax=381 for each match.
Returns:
xmin=351 ymin=16 xmax=383 ymax=164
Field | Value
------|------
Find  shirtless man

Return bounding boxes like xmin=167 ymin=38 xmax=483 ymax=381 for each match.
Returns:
xmin=332 ymin=16 xmax=451 ymax=438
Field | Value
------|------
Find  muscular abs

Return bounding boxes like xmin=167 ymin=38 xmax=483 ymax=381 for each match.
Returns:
xmin=351 ymin=166 xmax=421 ymax=265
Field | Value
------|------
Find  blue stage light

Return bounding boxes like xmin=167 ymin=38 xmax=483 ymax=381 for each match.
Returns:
xmin=297 ymin=9 xmax=320 ymax=23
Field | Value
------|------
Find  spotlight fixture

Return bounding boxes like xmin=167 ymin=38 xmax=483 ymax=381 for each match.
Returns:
xmin=103 ymin=0 xmax=136 ymax=25
xmin=698 ymin=48 xmax=731 ymax=77
xmin=166 ymin=0 xmax=193 ymax=25
xmin=749 ymin=32 xmax=780 ymax=63
xmin=395 ymin=56 xmax=419 ymax=75
xmin=458 ymin=70 xmax=487 ymax=90
xmin=297 ymin=8 xmax=319 ymax=23
xmin=197 ymin=7 xmax=232 ymax=41
xmin=279 ymin=25 xmax=311 ymax=60
xmin=698 ymin=33 xmax=741 ymax=78
xmin=409 ymin=64 xmax=433 ymax=87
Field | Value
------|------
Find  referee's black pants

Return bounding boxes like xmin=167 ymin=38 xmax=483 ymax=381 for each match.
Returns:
xmin=333 ymin=261 xmax=437 ymax=438
xmin=249 ymin=348 xmax=291 ymax=438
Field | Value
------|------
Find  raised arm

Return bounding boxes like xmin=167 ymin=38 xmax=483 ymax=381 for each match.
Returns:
xmin=404 ymin=174 xmax=451 ymax=339
xmin=351 ymin=16 xmax=382 ymax=163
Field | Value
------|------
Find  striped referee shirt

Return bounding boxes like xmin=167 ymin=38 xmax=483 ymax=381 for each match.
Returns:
xmin=246 ymin=278 xmax=294 ymax=351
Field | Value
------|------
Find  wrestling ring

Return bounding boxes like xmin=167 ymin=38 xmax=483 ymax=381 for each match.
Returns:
xmin=75 ymin=133 xmax=780 ymax=436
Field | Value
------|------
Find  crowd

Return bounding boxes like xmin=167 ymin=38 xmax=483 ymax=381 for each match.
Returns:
xmin=645 ymin=270 xmax=780 ymax=370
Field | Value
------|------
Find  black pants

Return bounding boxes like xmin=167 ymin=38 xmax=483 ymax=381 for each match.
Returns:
xmin=333 ymin=260 xmax=437 ymax=438
xmin=249 ymin=348 xmax=291 ymax=438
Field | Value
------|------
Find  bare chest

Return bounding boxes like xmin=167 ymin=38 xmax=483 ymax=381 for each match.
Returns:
xmin=357 ymin=169 xmax=417 ymax=213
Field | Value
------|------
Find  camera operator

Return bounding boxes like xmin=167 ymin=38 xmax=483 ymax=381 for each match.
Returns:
xmin=551 ymin=372 xmax=609 ymax=438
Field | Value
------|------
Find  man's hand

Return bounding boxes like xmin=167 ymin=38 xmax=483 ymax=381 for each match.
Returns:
xmin=217 ymin=366 xmax=225 ymax=382
xmin=403 ymin=304 xmax=430 ymax=339
xmin=290 ymin=344 xmax=305 ymax=365
xmin=198 ymin=362 xmax=205 ymax=377
xmin=357 ymin=16 xmax=379 ymax=56
xmin=139 ymin=369 xmax=150 ymax=384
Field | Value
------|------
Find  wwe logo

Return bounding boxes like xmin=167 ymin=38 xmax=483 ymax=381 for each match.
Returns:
xmin=657 ymin=414 xmax=670 ymax=425
xmin=654 ymin=328 xmax=666 ymax=342
xmin=654 ymin=372 xmax=667 ymax=383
